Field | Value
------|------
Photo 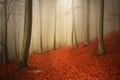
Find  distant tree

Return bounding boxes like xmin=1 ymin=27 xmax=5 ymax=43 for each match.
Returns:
xmin=39 ymin=0 xmax=43 ymax=53
xmin=18 ymin=0 xmax=32 ymax=70
xmin=0 ymin=6 xmax=3 ymax=61
xmin=0 ymin=0 xmax=16 ymax=64
xmin=53 ymin=0 xmax=57 ymax=50
xmin=84 ymin=0 xmax=90 ymax=46
xmin=112 ymin=0 xmax=115 ymax=32
xmin=13 ymin=7 xmax=18 ymax=57
xmin=71 ymin=0 xmax=78 ymax=48
xmin=97 ymin=0 xmax=105 ymax=55
xmin=3 ymin=0 xmax=9 ymax=64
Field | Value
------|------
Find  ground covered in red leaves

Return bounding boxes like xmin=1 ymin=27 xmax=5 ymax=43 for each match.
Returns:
xmin=0 ymin=31 xmax=120 ymax=80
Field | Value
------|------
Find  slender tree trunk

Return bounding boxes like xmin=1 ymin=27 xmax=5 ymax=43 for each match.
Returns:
xmin=13 ymin=8 xmax=18 ymax=57
xmin=0 ymin=8 xmax=3 ymax=60
xmin=97 ymin=0 xmax=105 ymax=55
xmin=71 ymin=23 xmax=74 ymax=48
xmin=0 ymin=7 xmax=4 ymax=62
xmin=71 ymin=0 xmax=74 ymax=48
xmin=39 ymin=0 xmax=43 ymax=53
xmin=112 ymin=1 xmax=115 ymax=32
xmin=84 ymin=0 xmax=90 ymax=46
xmin=95 ymin=0 xmax=99 ymax=39
xmin=53 ymin=0 xmax=57 ymax=50
xmin=2 ymin=0 xmax=8 ymax=64
xmin=71 ymin=0 xmax=78 ymax=48
xmin=18 ymin=0 xmax=32 ymax=70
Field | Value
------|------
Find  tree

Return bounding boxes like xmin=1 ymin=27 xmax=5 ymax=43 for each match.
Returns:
xmin=13 ymin=6 xmax=18 ymax=57
xmin=84 ymin=0 xmax=90 ymax=46
xmin=97 ymin=0 xmax=105 ymax=55
xmin=18 ymin=0 xmax=32 ymax=70
xmin=0 ymin=0 xmax=16 ymax=64
xmin=112 ymin=0 xmax=115 ymax=32
xmin=0 ymin=6 xmax=3 ymax=61
xmin=39 ymin=0 xmax=43 ymax=53
xmin=53 ymin=0 xmax=57 ymax=50
xmin=71 ymin=0 xmax=78 ymax=48
xmin=2 ymin=0 xmax=8 ymax=64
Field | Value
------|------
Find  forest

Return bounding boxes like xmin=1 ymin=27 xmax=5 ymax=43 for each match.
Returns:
xmin=0 ymin=0 xmax=120 ymax=80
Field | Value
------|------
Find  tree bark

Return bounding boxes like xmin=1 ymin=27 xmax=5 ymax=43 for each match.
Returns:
xmin=0 ymin=8 xmax=3 ymax=61
xmin=97 ymin=0 xmax=105 ymax=55
xmin=18 ymin=0 xmax=32 ymax=70
xmin=112 ymin=0 xmax=115 ymax=32
xmin=84 ymin=0 xmax=90 ymax=46
xmin=71 ymin=0 xmax=78 ymax=48
xmin=53 ymin=0 xmax=57 ymax=50
xmin=2 ymin=0 xmax=8 ymax=64
xmin=39 ymin=0 xmax=43 ymax=53
xmin=13 ymin=8 xmax=18 ymax=57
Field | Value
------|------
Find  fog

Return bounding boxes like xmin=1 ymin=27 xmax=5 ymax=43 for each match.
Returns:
xmin=0 ymin=0 xmax=120 ymax=60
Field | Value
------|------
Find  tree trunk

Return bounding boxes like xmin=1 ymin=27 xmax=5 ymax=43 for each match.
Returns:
xmin=18 ymin=0 xmax=32 ymax=70
xmin=53 ymin=0 xmax=57 ymax=50
xmin=0 ymin=8 xmax=3 ymax=61
xmin=39 ymin=0 xmax=43 ymax=53
xmin=71 ymin=0 xmax=78 ymax=48
xmin=97 ymin=0 xmax=105 ymax=55
xmin=2 ymin=0 xmax=8 ymax=64
xmin=13 ymin=8 xmax=18 ymax=57
xmin=84 ymin=0 xmax=90 ymax=46
xmin=112 ymin=0 xmax=115 ymax=32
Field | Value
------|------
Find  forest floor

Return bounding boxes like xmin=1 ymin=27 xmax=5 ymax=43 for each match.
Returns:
xmin=0 ymin=31 xmax=120 ymax=80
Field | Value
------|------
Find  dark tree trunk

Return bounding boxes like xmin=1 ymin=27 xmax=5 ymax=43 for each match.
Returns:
xmin=0 ymin=8 xmax=3 ymax=61
xmin=71 ymin=0 xmax=78 ymax=48
xmin=97 ymin=0 xmax=105 ymax=55
xmin=39 ymin=0 xmax=43 ymax=53
xmin=53 ymin=0 xmax=57 ymax=50
xmin=84 ymin=0 xmax=90 ymax=46
xmin=18 ymin=0 xmax=32 ymax=70
xmin=2 ymin=0 xmax=8 ymax=64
